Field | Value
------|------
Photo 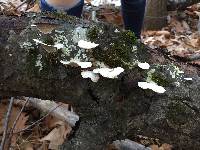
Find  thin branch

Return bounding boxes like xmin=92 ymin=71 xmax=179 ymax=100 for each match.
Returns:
xmin=7 ymin=97 xmax=29 ymax=148
xmin=0 ymin=97 xmax=14 ymax=150
xmin=14 ymin=0 xmax=28 ymax=10
xmin=14 ymin=103 xmax=62 ymax=134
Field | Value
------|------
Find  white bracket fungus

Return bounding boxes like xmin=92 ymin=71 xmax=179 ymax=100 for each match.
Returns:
xmin=93 ymin=67 xmax=124 ymax=79
xmin=60 ymin=60 xmax=92 ymax=69
xmin=81 ymin=71 xmax=100 ymax=82
xmin=138 ymin=62 xmax=150 ymax=70
xmin=78 ymin=40 xmax=99 ymax=49
xmin=138 ymin=82 xmax=166 ymax=93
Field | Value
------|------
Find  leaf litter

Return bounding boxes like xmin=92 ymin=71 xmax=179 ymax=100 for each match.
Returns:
xmin=0 ymin=98 xmax=77 ymax=150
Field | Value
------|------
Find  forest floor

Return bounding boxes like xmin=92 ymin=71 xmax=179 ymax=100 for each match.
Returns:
xmin=0 ymin=0 xmax=199 ymax=149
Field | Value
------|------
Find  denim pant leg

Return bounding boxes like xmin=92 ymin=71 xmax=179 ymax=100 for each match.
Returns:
xmin=121 ymin=0 xmax=146 ymax=38
xmin=40 ymin=0 xmax=84 ymax=18
xmin=67 ymin=0 xmax=84 ymax=18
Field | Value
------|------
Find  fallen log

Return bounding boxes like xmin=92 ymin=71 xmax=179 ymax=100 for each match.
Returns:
xmin=1 ymin=12 xmax=200 ymax=149
xmin=167 ymin=0 xmax=199 ymax=10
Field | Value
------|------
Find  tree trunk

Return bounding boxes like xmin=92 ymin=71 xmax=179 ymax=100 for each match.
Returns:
xmin=144 ymin=0 xmax=168 ymax=30
xmin=1 ymin=13 xmax=200 ymax=149
xmin=167 ymin=0 xmax=200 ymax=11
xmin=144 ymin=0 xmax=199 ymax=30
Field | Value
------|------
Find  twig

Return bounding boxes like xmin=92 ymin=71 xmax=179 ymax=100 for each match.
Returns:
xmin=7 ymin=97 xmax=29 ymax=148
xmin=15 ymin=0 xmax=30 ymax=10
xmin=14 ymin=103 xmax=62 ymax=134
xmin=0 ymin=97 xmax=14 ymax=150
xmin=27 ymin=97 xmax=79 ymax=126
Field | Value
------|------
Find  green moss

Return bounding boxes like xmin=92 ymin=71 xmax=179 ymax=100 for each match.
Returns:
xmin=120 ymin=30 xmax=136 ymax=45
xmin=166 ymin=101 xmax=192 ymax=125
xmin=26 ymin=46 xmax=62 ymax=77
xmin=43 ymin=36 xmax=55 ymax=45
xmin=26 ymin=49 xmax=40 ymax=76
xmin=151 ymin=72 xmax=171 ymax=87
xmin=92 ymin=30 xmax=137 ymax=68
xmin=87 ymin=26 xmax=99 ymax=40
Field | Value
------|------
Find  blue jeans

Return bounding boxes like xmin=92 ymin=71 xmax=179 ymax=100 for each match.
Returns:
xmin=40 ymin=0 xmax=146 ymax=38
xmin=40 ymin=0 xmax=84 ymax=18
xmin=121 ymin=0 xmax=146 ymax=38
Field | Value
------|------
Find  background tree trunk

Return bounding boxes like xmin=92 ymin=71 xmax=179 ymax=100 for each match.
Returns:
xmin=144 ymin=0 xmax=199 ymax=30
xmin=167 ymin=0 xmax=200 ymax=11
xmin=144 ymin=0 xmax=168 ymax=30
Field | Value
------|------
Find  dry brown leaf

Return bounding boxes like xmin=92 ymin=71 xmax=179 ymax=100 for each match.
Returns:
xmin=44 ymin=102 xmax=72 ymax=128
xmin=0 ymin=104 xmax=9 ymax=134
xmin=150 ymin=145 xmax=159 ymax=150
xmin=170 ymin=18 xmax=185 ymax=33
xmin=182 ymin=20 xmax=190 ymax=31
xmin=26 ymin=3 xmax=40 ymax=13
xmin=34 ymin=23 xmax=61 ymax=34
xmin=14 ymin=112 xmax=29 ymax=133
xmin=160 ymin=143 xmax=173 ymax=150
xmin=100 ymin=9 xmax=123 ymax=26
xmin=44 ymin=115 xmax=61 ymax=129
xmin=155 ymin=31 xmax=171 ymax=38
xmin=0 ymin=104 xmax=28 ymax=134
xmin=0 ymin=102 xmax=29 ymax=148
xmin=40 ymin=121 xmax=72 ymax=150
xmin=150 ymin=143 xmax=172 ymax=150
xmin=24 ymin=143 xmax=34 ymax=150
xmin=11 ymin=112 xmax=28 ymax=147
xmin=190 ymin=60 xmax=200 ymax=66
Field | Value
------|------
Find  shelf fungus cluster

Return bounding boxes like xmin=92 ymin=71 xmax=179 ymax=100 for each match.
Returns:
xmin=21 ymin=14 xmax=192 ymax=95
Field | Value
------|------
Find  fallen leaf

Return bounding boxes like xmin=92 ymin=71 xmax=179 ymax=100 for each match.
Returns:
xmin=26 ymin=3 xmax=40 ymax=13
xmin=150 ymin=143 xmax=172 ymax=150
xmin=34 ymin=23 xmax=61 ymax=34
xmin=13 ymin=113 xmax=29 ymax=133
xmin=150 ymin=145 xmax=159 ymax=150
xmin=155 ymin=31 xmax=171 ymax=38
xmin=160 ymin=143 xmax=173 ymax=150
xmin=40 ymin=121 xmax=72 ymax=150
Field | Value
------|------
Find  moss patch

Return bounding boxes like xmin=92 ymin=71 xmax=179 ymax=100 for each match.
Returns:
xmin=43 ymin=35 xmax=55 ymax=45
xmin=26 ymin=48 xmax=40 ymax=76
xmin=87 ymin=26 xmax=99 ymax=40
xmin=166 ymin=101 xmax=193 ymax=125
xmin=89 ymin=28 xmax=137 ymax=68
xmin=151 ymin=72 xmax=171 ymax=87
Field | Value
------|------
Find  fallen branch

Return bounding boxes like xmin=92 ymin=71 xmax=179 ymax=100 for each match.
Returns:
xmin=14 ymin=103 xmax=62 ymax=134
xmin=27 ymin=97 xmax=79 ymax=127
xmin=111 ymin=139 xmax=151 ymax=150
xmin=0 ymin=97 xmax=14 ymax=150
xmin=6 ymin=97 xmax=29 ymax=149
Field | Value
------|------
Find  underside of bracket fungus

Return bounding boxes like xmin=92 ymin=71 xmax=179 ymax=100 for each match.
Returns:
xmin=0 ymin=12 xmax=200 ymax=149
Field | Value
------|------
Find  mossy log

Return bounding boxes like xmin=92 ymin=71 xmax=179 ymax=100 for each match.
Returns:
xmin=0 ymin=13 xmax=200 ymax=150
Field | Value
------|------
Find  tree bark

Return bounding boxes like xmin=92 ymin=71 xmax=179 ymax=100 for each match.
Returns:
xmin=144 ymin=0 xmax=168 ymax=30
xmin=167 ymin=0 xmax=200 ymax=11
xmin=144 ymin=0 xmax=199 ymax=30
xmin=1 ymin=13 xmax=200 ymax=149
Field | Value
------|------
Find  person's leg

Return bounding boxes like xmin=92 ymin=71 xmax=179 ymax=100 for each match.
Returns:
xmin=121 ymin=0 xmax=146 ymax=38
xmin=40 ymin=0 xmax=56 ymax=12
xmin=40 ymin=0 xmax=84 ymax=18
xmin=67 ymin=0 xmax=84 ymax=18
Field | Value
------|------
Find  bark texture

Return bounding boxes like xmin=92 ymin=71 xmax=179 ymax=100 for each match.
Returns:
xmin=144 ymin=0 xmax=168 ymax=30
xmin=0 ymin=13 xmax=200 ymax=150
xmin=167 ymin=0 xmax=200 ymax=10
xmin=144 ymin=0 xmax=199 ymax=30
